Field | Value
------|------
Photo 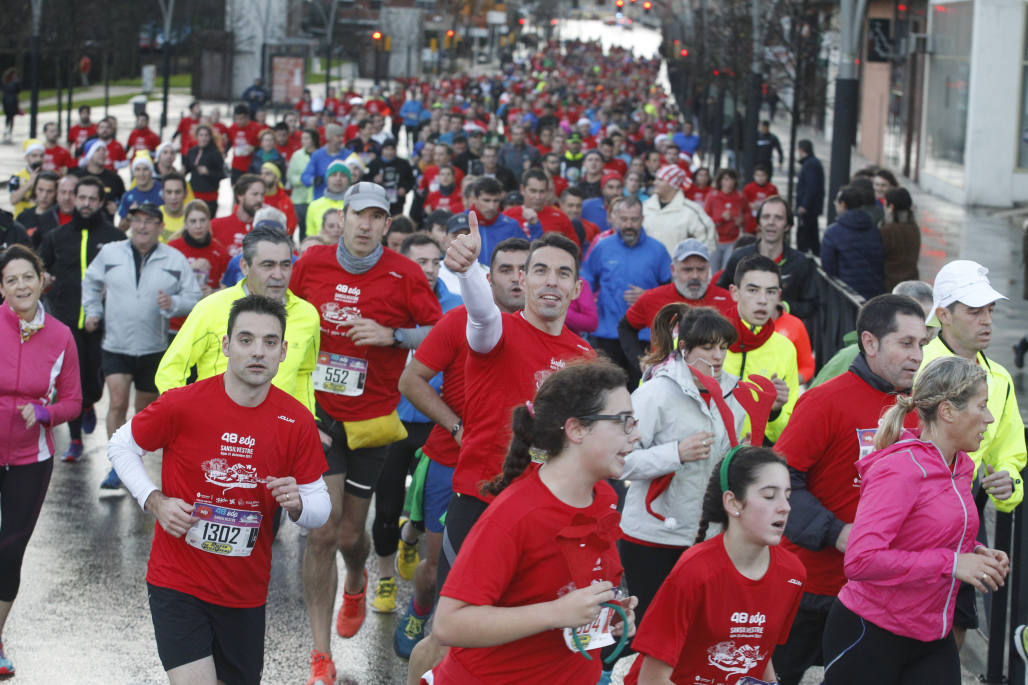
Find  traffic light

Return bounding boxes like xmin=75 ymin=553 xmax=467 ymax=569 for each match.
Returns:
xmin=616 ymin=0 xmax=624 ymax=8
xmin=679 ymin=48 xmax=688 ymax=57
xmin=642 ymin=1 xmax=652 ymax=11
xmin=372 ymin=31 xmax=382 ymax=40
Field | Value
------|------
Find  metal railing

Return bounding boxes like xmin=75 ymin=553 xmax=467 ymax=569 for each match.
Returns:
xmin=809 ymin=266 xmax=865 ymax=373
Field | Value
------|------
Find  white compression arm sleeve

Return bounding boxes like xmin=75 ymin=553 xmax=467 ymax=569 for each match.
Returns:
xmin=458 ymin=262 xmax=502 ymax=354
xmin=108 ymin=419 xmax=159 ymax=511
xmin=293 ymin=478 xmax=331 ymax=529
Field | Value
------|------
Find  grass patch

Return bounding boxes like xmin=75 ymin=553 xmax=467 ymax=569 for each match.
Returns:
xmin=18 ymin=73 xmax=191 ymax=103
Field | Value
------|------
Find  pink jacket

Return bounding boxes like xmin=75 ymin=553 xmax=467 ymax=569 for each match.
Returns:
xmin=1 ymin=303 xmax=82 ymax=465
xmin=838 ymin=431 xmax=979 ymax=641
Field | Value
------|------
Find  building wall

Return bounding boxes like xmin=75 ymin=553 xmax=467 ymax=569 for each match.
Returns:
xmin=225 ymin=0 xmax=290 ymax=96
xmin=857 ymin=0 xmax=895 ymax=165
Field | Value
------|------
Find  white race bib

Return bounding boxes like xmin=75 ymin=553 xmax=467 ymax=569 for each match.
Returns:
xmin=185 ymin=503 xmax=262 ymax=557
xmin=562 ymin=605 xmax=616 ymax=653
xmin=313 ymin=352 xmax=368 ymax=396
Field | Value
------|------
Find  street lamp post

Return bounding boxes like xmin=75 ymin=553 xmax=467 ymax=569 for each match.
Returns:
xmin=827 ymin=0 xmax=868 ymax=222
xmin=157 ymin=0 xmax=176 ymax=136
xmin=29 ymin=0 xmax=44 ymax=138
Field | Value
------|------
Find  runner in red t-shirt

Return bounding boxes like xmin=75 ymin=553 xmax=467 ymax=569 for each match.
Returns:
xmin=771 ymin=295 xmax=926 ymax=684
xmin=424 ymin=166 xmax=464 ymax=214
xmin=127 ymin=113 xmax=162 ymax=159
xmin=620 ymin=240 xmax=734 ymax=382
xmin=393 ymin=238 xmax=530 ymax=656
xmin=407 ymin=217 xmax=598 ymax=680
xmin=428 ymin=360 xmax=639 ymax=685
xmin=106 ymin=295 xmax=330 ymax=684
xmin=742 ymin=165 xmax=780 ymax=235
xmin=503 ymin=169 xmax=579 ymax=246
xmin=167 ymin=202 xmax=230 ymax=331
xmin=41 ymin=122 xmax=74 ymax=173
xmin=625 ymin=447 xmax=805 ymax=685
xmin=210 ymin=174 xmax=264 ymax=258
xmin=290 ymin=183 xmax=442 ymax=685
xmin=258 ymin=163 xmax=298 ymax=235
xmin=175 ymin=102 xmax=202 ymax=156
xmin=67 ymin=105 xmax=97 ymax=156
xmin=227 ymin=104 xmax=264 ymax=182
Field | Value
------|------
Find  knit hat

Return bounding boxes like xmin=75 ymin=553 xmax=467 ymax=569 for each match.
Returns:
xmin=600 ymin=171 xmax=623 ymax=188
xmin=261 ymin=161 xmax=283 ymax=186
xmin=23 ymin=139 xmax=44 ymax=156
xmin=81 ymin=138 xmax=108 ymax=166
xmin=326 ymin=159 xmax=352 ymax=181
xmin=656 ymin=164 xmax=686 ymax=189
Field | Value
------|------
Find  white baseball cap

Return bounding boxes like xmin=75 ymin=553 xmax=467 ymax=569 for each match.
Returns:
xmin=926 ymin=260 xmax=1007 ymax=326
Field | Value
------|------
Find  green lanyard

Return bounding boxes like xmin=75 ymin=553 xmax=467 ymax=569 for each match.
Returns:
xmin=571 ymin=601 xmax=630 ymax=664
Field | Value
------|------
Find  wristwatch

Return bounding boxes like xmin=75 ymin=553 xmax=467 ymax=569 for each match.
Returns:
xmin=392 ymin=328 xmax=404 ymax=347
xmin=450 ymin=419 xmax=462 ymax=438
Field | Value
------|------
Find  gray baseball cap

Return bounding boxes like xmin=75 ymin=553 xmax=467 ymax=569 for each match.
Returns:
xmin=673 ymin=238 xmax=710 ymax=262
xmin=343 ymin=182 xmax=390 ymax=212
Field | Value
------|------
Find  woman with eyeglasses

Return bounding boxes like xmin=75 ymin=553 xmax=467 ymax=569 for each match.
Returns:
xmin=427 ymin=359 xmax=640 ymax=684
xmin=617 ymin=304 xmax=747 ymax=645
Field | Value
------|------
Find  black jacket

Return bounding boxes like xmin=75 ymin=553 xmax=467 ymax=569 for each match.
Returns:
xmin=183 ymin=144 xmax=226 ymax=195
xmin=717 ymin=243 xmax=819 ymax=325
xmin=0 ymin=209 xmax=29 ymax=249
xmin=795 ymin=154 xmax=825 ymax=215
xmin=38 ymin=213 xmax=123 ymax=328
xmin=16 ymin=206 xmax=59 ymax=248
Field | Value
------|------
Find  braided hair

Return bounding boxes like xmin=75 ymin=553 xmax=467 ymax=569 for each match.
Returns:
xmin=481 ymin=359 xmax=627 ymax=497
xmin=873 ymin=356 xmax=986 ymax=451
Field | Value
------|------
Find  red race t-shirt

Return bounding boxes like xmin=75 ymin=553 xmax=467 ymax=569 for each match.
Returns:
xmin=626 ymin=535 xmax=806 ymax=685
xmin=413 ymin=306 xmax=469 ymax=467
xmin=43 ymin=145 xmax=74 ymax=172
xmin=68 ymin=123 xmax=97 ymax=151
xmin=128 ymin=128 xmax=161 ymax=155
xmin=456 ymin=313 xmax=595 ymax=501
xmin=228 ymin=121 xmax=264 ymax=172
xmin=425 ymin=190 xmax=465 ymax=215
xmin=210 ymin=213 xmax=252 ymax=258
xmin=289 ymin=244 xmax=441 ymax=421
xmin=625 ymin=283 xmax=735 ymax=331
xmin=742 ymin=181 xmax=780 ymax=234
xmin=132 ymin=375 xmax=326 ymax=608
xmin=105 ymin=139 xmax=127 ymax=170
xmin=167 ymin=235 xmax=230 ymax=329
xmin=777 ymin=371 xmax=918 ymax=595
xmin=436 ymin=471 xmax=623 ymax=684
xmin=503 ymin=205 xmax=579 ymax=245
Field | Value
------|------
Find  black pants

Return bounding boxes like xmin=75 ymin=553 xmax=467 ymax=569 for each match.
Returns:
xmin=773 ymin=591 xmax=836 ymax=685
xmin=0 ymin=459 xmax=54 ymax=601
xmin=592 ymin=336 xmax=636 ymax=389
xmin=371 ymin=421 xmax=433 ymax=558
xmin=68 ymin=326 xmax=104 ymax=441
xmin=822 ymin=599 xmax=960 ymax=685
xmin=618 ymin=539 xmax=685 ymax=637
xmin=796 ymin=212 xmax=820 ymax=256
xmin=435 ymin=493 xmax=489 ymax=604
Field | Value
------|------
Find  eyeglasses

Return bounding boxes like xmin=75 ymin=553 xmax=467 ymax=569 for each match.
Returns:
xmin=578 ymin=414 xmax=638 ymax=434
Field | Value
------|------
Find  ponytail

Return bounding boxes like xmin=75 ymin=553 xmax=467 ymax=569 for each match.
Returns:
xmin=873 ymin=395 xmax=914 ymax=451
xmin=641 ymin=303 xmax=689 ymax=369
xmin=482 ymin=406 xmax=535 ymax=497
xmin=694 ymin=446 xmax=785 ymax=545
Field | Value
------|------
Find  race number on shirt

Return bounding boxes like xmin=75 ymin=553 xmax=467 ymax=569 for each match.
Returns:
xmin=185 ymin=503 xmax=262 ymax=557
xmin=313 ymin=352 xmax=368 ymax=396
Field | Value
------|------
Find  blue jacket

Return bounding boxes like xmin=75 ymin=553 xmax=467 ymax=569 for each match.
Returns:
xmin=118 ymin=183 xmax=163 ymax=218
xmin=474 ymin=211 xmax=538 ymax=267
xmin=796 ymin=154 xmax=825 ymax=215
xmin=582 ymin=229 xmax=671 ymax=339
xmin=396 ymin=279 xmax=463 ymax=423
xmin=581 ymin=197 xmax=610 ymax=232
xmin=400 ymin=100 xmax=424 ymax=128
xmin=301 ymin=146 xmax=353 ymax=200
xmin=821 ymin=208 xmax=884 ymax=300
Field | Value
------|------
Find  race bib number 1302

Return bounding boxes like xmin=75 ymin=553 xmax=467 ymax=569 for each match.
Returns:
xmin=185 ymin=503 xmax=262 ymax=557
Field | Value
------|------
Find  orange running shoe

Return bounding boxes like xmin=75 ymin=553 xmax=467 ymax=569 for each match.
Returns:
xmin=306 ymin=650 xmax=335 ymax=685
xmin=336 ymin=569 xmax=368 ymax=638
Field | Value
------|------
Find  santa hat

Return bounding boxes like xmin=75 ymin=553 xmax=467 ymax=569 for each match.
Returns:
xmin=79 ymin=138 xmax=108 ymax=167
xmin=656 ymin=164 xmax=686 ymax=189
xmin=22 ymin=139 xmax=44 ymax=156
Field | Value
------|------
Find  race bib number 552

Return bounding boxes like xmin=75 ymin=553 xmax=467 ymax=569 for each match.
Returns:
xmin=185 ymin=503 xmax=262 ymax=557
xmin=313 ymin=352 xmax=368 ymax=396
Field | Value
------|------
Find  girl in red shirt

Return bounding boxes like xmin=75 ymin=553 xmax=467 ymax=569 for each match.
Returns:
xmin=429 ymin=360 xmax=640 ymax=684
xmin=685 ymin=167 xmax=714 ymax=206
xmin=704 ymin=169 xmax=748 ymax=273
xmin=627 ymin=447 xmax=805 ymax=685
xmin=167 ymin=200 xmax=228 ymax=331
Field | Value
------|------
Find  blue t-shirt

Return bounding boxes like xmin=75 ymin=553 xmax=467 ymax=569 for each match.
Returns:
xmin=118 ymin=182 xmax=164 ymax=218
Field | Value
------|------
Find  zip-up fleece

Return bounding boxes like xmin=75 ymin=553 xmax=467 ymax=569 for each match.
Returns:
xmin=839 ymin=432 xmax=979 ymax=641
xmin=0 ymin=303 xmax=82 ymax=465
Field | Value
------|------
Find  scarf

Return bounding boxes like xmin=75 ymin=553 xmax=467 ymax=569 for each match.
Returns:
xmin=19 ymin=302 xmax=45 ymax=343
xmin=728 ymin=308 xmax=775 ymax=353
xmin=337 ymin=241 xmax=383 ymax=275
xmin=183 ymin=231 xmax=212 ymax=248
xmin=323 ymin=189 xmax=347 ymax=202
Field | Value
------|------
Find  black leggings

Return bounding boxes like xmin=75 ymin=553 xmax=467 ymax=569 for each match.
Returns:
xmin=0 ymin=459 xmax=54 ymax=601
xmin=68 ymin=327 xmax=104 ymax=441
xmin=371 ymin=421 xmax=433 ymax=558
xmin=822 ymin=599 xmax=960 ymax=685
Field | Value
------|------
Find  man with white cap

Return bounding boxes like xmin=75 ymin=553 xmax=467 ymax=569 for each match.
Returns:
xmin=117 ymin=154 xmax=163 ymax=220
xmin=642 ymin=165 xmax=716 ymax=256
xmin=919 ymin=259 xmax=1026 ymax=649
xmin=9 ymin=139 xmax=45 ymax=217
xmin=290 ymin=182 xmax=442 ymax=684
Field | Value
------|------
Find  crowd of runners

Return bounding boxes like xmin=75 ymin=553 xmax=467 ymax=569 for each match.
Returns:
xmin=1 ymin=34 xmax=1026 ymax=685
